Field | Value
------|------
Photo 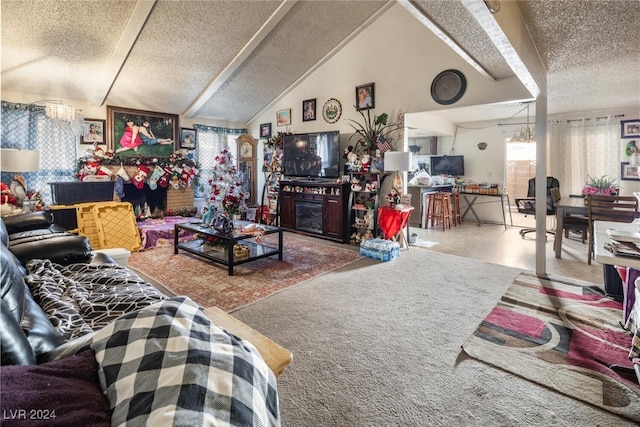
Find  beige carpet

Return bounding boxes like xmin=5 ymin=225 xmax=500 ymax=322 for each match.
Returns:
xmin=228 ymin=248 xmax=638 ymax=426
xmin=128 ymin=233 xmax=363 ymax=312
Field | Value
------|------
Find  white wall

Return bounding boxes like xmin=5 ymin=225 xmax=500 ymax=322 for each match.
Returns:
xmin=248 ymin=3 xmax=530 ymax=193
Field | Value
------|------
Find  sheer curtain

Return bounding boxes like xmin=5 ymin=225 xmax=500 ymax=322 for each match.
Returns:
xmin=547 ymin=116 xmax=621 ymax=198
xmin=1 ymin=101 xmax=78 ymax=204
xmin=193 ymin=124 xmax=247 ymax=199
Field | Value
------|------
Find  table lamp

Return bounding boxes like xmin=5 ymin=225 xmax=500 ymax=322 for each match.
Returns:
xmin=1 ymin=148 xmax=40 ymax=204
xmin=384 ymin=151 xmax=412 ymax=195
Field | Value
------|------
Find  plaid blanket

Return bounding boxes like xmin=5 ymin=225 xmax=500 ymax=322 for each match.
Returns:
xmin=89 ymin=296 xmax=280 ymax=427
xmin=625 ymin=286 xmax=640 ymax=364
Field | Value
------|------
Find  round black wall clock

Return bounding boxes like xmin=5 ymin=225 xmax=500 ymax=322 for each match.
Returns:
xmin=431 ymin=69 xmax=467 ymax=105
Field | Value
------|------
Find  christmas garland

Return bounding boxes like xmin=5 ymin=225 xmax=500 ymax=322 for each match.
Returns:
xmin=75 ymin=149 xmax=201 ymax=191
xmin=262 ymin=131 xmax=287 ymax=173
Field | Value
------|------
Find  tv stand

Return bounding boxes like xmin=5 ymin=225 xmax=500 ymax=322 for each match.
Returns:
xmin=279 ymin=180 xmax=349 ymax=243
xmin=285 ymin=177 xmax=337 ymax=184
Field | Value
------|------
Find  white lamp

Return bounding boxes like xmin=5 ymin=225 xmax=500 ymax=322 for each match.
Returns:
xmin=384 ymin=151 xmax=412 ymax=195
xmin=1 ymin=148 xmax=40 ymax=173
xmin=1 ymin=148 xmax=40 ymax=205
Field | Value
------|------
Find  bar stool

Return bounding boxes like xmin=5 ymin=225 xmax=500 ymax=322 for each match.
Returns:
xmin=426 ymin=192 xmax=452 ymax=230
xmin=450 ymin=192 xmax=462 ymax=226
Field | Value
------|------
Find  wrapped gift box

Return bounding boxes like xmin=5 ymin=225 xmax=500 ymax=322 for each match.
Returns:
xmin=360 ymin=238 xmax=400 ymax=262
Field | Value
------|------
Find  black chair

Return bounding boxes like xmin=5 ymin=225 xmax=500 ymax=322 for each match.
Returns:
xmin=515 ymin=177 xmax=560 ymax=239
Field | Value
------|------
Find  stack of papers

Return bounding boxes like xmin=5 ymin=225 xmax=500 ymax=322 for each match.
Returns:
xmin=606 ymin=228 xmax=640 ymax=243
xmin=605 ymin=228 xmax=640 ymax=258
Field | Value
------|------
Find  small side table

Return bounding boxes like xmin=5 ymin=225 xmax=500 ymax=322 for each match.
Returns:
xmin=378 ymin=206 xmax=414 ymax=249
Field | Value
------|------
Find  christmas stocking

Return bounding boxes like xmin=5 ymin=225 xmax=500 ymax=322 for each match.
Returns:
xmin=147 ymin=165 xmax=164 ymax=190
xmin=132 ymin=165 xmax=150 ymax=190
xmin=170 ymin=167 xmax=182 ymax=190
xmin=117 ymin=165 xmax=130 ymax=182
xmin=179 ymin=166 xmax=191 ymax=188
xmin=115 ymin=176 xmax=125 ymax=199
xmin=158 ymin=167 xmax=171 ymax=188
xmin=187 ymin=166 xmax=198 ymax=187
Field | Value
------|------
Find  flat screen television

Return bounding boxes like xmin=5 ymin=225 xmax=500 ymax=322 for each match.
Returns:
xmin=430 ymin=155 xmax=464 ymax=176
xmin=282 ymin=131 xmax=340 ymax=179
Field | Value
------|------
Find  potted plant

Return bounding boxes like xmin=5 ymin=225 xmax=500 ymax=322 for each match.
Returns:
xmin=581 ymin=175 xmax=619 ymax=196
xmin=346 ymin=106 xmax=399 ymax=156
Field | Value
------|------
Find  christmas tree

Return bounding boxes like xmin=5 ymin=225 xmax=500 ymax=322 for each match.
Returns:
xmin=208 ymin=149 xmax=247 ymax=217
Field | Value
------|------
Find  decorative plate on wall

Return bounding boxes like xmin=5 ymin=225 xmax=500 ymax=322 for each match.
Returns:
xmin=430 ymin=69 xmax=467 ymax=105
xmin=322 ymin=98 xmax=342 ymax=124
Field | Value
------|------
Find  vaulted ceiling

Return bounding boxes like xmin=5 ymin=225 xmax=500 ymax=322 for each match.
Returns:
xmin=2 ymin=0 xmax=638 ymax=125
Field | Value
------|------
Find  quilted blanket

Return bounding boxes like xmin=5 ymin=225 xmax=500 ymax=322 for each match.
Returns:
xmin=24 ymin=259 xmax=167 ymax=342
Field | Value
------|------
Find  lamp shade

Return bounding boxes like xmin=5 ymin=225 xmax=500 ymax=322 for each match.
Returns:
xmin=1 ymin=149 xmax=40 ymax=172
xmin=384 ymin=151 xmax=412 ymax=172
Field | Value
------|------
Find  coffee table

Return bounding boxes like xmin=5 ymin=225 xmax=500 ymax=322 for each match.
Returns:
xmin=174 ymin=220 xmax=283 ymax=275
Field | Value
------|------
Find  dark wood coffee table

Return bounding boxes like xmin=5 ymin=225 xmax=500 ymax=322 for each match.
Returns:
xmin=174 ymin=220 xmax=283 ymax=275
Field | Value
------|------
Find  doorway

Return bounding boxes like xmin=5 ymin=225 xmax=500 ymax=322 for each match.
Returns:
xmin=505 ymin=140 xmax=536 ymax=228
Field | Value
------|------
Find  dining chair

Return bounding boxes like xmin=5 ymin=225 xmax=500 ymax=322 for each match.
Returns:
xmin=515 ymin=176 xmax=560 ymax=239
xmin=559 ymin=195 xmax=589 ymax=244
xmin=587 ymin=194 xmax=638 ymax=264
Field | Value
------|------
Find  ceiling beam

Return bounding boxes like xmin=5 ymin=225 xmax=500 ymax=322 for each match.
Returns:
xmin=460 ymin=0 xmax=544 ymax=97
xmin=94 ymin=0 xmax=157 ymax=106
xmin=182 ymin=0 xmax=297 ymax=118
xmin=397 ymin=0 xmax=495 ymax=81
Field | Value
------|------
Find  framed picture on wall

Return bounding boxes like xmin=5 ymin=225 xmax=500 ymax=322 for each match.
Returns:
xmin=621 ymin=162 xmax=640 ymax=180
xmin=621 ymin=119 xmax=640 ymax=139
xmin=260 ymin=123 xmax=272 ymax=138
xmin=106 ymin=106 xmax=178 ymax=157
xmin=180 ymin=128 xmax=196 ymax=149
xmin=80 ymin=118 xmax=106 ymax=144
xmin=276 ymin=109 xmax=291 ymax=126
xmin=302 ymin=98 xmax=316 ymax=122
xmin=355 ymin=82 xmax=375 ymax=111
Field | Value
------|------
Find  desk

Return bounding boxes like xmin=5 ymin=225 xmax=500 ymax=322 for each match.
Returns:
xmin=378 ymin=206 xmax=414 ymax=249
xmin=593 ymin=220 xmax=640 ymax=383
xmin=459 ymin=193 xmax=512 ymax=229
xmin=554 ymin=197 xmax=587 ymax=259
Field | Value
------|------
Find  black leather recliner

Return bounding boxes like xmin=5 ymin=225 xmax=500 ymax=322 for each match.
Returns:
xmin=0 ymin=211 xmax=112 ymax=365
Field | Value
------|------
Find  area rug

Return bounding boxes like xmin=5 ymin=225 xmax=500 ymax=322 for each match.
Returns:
xmin=128 ymin=234 xmax=363 ymax=312
xmin=462 ymin=271 xmax=640 ymax=422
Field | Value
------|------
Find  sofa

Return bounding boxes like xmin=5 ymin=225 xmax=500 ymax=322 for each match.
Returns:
xmin=0 ymin=211 xmax=281 ymax=426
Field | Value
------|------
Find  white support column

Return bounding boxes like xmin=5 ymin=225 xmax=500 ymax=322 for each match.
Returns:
xmin=535 ymin=96 xmax=548 ymax=276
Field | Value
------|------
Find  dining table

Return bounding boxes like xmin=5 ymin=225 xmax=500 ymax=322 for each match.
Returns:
xmin=592 ymin=220 xmax=640 ymax=384
xmin=554 ymin=196 xmax=588 ymax=259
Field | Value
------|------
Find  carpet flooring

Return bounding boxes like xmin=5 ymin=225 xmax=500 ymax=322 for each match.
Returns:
xmin=128 ymin=234 xmax=363 ymax=312
xmin=228 ymin=247 xmax=638 ymax=426
xmin=462 ymin=271 xmax=640 ymax=422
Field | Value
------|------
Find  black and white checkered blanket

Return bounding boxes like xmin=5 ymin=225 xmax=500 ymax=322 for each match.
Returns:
xmin=89 ymin=296 xmax=280 ymax=427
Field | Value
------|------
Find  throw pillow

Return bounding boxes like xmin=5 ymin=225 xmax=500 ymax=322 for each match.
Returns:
xmin=0 ymin=349 xmax=111 ymax=426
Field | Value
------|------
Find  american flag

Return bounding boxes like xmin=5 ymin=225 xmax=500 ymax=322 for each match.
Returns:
xmin=376 ymin=136 xmax=391 ymax=153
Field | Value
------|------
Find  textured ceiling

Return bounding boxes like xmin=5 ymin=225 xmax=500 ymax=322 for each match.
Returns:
xmin=1 ymin=0 xmax=638 ymax=126
xmin=421 ymin=0 xmax=640 ymax=123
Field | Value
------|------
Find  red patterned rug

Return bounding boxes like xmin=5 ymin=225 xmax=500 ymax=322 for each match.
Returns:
xmin=128 ymin=234 xmax=363 ymax=312
xmin=463 ymin=271 xmax=640 ymax=422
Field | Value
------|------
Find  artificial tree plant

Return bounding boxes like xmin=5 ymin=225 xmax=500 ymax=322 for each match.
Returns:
xmin=346 ymin=106 xmax=400 ymax=156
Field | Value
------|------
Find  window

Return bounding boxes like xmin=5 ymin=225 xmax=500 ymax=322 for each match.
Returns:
xmin=1 ymin=101 xmax=78 ymax=204
xmin=193 ymin=125 xmax=247 ymax=199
